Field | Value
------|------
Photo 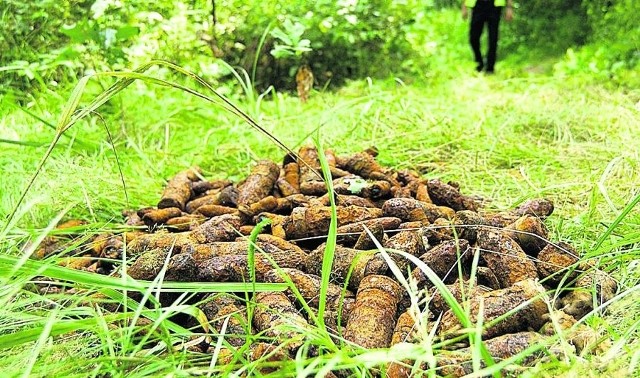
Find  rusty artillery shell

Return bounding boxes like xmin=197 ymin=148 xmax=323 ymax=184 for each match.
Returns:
xmin=452 ymin=210 xmax=485 ymax=243
xmin=166 ymin=214 xmax=206 ymax=231
xmin=476 ymin=229 xmax=538 ymax=288
xmin=249 ymin=342 xmax=292 ymax=374
xmin=539 ymin=310 xmax=607 ymax=354
xmin=429 ymin=278 xmax=491 ymax=315
xmin=438 ymin=278 xmax=549 ymax=339
xmin=415 ymin=181 xmax=432 ymax=203
xmin=480 ymin=211 xmax=520 ymax=228
xmin=253 ymin=292 xmax=308 ymax=349
xmin=382 ymin=197 xmax=453 ymax=223
xmin=237 ymin=160 xmax=280 ymax=207
xmin=337 ymin=151 xmax=391 ymax=182
xmin=333 ymin=176 xmax=392 ymax=200
xmin=193 ymin=204 xmax=237 ymax=218
xmin=383 ymin=229 xmax=427 ymax=272
xmin=298 ymin=146 xmax=326 ymax=196
xmin=191 ymin=179 xmax=232 ymax=195
xmin=186 ymin=236 xmax=307 ymax=262
xmin=199 ymin=294 xmax=247 ymax=347
xmin=475 ymin=266 xmax=501 ymax=290
xmin=515 ymin=198 xmax=554 ymax=218
xmin=312 ymin=193 xmax=377 ymax=209
xmin=423 ymin=218 xmax=455 ymax=245
xmin=353 ymin=222 xmax=385 ymax=250
xmin=505 ymin=215 xmax=549 ymax=256
xmin=127 ymin=248 xmax=169 ymax=280
xmin=436 ymin=332 xmax=548 ymax=377
xmin=238 ymin=195 xmax=278 ymax=217
xmin=308 ymin=244 xmax=388 ymax=290
xmin=255 ymin=213 xmax=288 ymax=239
xmin=276 ymin=177 xmax=299 ymax=197
xmin=158 ymin=168 xmax=200 ymax=211
xmin=336 ymin=217 xmax=402 ymax=246
xmin=164 ymin=252 xmax=199 ymax=282
xmin=141 ymin=207 xmax=183 ymax=227
xmin=536 ymin=242 xmax=580 ymax=284
xmin=197 ymin=249 xmax=309 ymax=282
xmin=127 ymin=231 xmax=197 ymax=255
xmin=426 ymin=179 xmax=478 ymax=212
xmin=559 ymin=268 xmax=617 ymax=320
xmin=191 ymin=214 xmax=244 ymax=243
xmin=283 ymin=206 xmax=383 ymax=239
xmin=283 ymin=162 xmax=300 ymax=192
xmin=414 ymin=239 xmax=471 ymax=284
xmin=186 ymin=193 xmax=222 ymax=213
xmin=344 ymin=275 xmax=403 ymax=349
xmin=263 ymin=268 xmax=353 ymax=309
xmin=391 ymin=310 xmax=417 ymax=345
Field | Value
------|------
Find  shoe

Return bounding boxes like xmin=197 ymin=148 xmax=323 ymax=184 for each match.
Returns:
xmin=475 ymin=63 xmax=484 ymax=72
xmin=485 ymin=67 xmax=495 ymax=74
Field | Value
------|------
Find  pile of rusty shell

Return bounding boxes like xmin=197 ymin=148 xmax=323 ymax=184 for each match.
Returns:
xmin=344 ymin=275 xmax=403 ymax=349
xmin=335 ymin=217 xmax=402 ymax=246
xmin=253 ymin=292 xmax=308 ymax=350
xmin=191 ymin=214 xmax=244 ymax=243
xmin=382 ymin=229 xmax=427 ymax=272
xmin=158 ymin=167 xmax=200 ymax=211
xmin=126 ymin=231 xmax=197 ymax=255
xmin=429 ymin=279 xmax=492 ymax=315
xmin=438 ymin=278 xmax=549 ymax=339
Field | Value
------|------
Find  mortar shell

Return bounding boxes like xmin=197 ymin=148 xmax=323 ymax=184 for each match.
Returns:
xmin=237 ymin=160 xmax=280 ymax=207
xmin=344 ymin=275 xmax=403 ymax=349
xmin=476 ymin=229 xmax=538 ymax=288
xmin=158 ymin=168 xmax=199 ymax=211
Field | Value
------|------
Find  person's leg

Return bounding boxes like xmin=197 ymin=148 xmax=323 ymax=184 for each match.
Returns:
xmin=486 ymin=5 xmax=503 ymax=73
xmin=469 ymin=6 xmax=486 ymax=72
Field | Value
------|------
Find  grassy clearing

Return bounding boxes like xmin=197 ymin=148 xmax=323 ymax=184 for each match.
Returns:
xmin=0 ymin=63 xmax=639 ymax=376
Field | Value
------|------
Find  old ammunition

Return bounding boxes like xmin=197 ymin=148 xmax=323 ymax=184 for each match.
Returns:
xmin=452 ymin=210 xmax=485 ymax=243
xmin=283 ymin=162 xmax=300 ymax=193
xmin=253 ymin=292 xmax=308 ymax=349
xmin=426 ymin=179 xmax=478 ymax=212
xmin=127 ymin=248 xmax=169 ymax=280
xmin=186 ymin=193 xmax=223 ymax=213
xmin=383 ymin=229 xmax=427 ymax=272
xmin=353 ymin=222 xmax=385 ymax=250
xmin=298 ymin=146 xmax=326 ymax=196
xmin=308 ymin=244 xmax=387 ymax=290
xmin=199 ymin=294 xmax=247 ymax=347
xmin=414 ymin=239 xmax=471 ymax=284
xmin=283 ymin=206 xmax=383 ymax=239
xmin=263 ymin=268 xmax=353 ymax=309
xmin=142 ymin=207 xmax=183 ymax=227
xmin=237 ymin=160 xmax=280 ymax=207
xmin=536 ymin=242 xmax=580 ymax=284
xmin=197 ymin=250 xmax=309 ymax=282
xmin=438 ymin=278 xmax=549 ymax=339
xmin=382 ymin=198 xmax=452 ymax=223
xmin=193 ymin=204 xmax=238 ymax=218
xmin=191 ymin=179 xmax=232 ymax=195
xmin=336 ymin=217 xmax=402 ymax=246
xmin=158 ymin=168 xmax=200 ymax=210
xmin=239 ymin=195 xmax=278 ymax=217
xmin=127 ymin=231 xmax=197 ymax=255
xmin=344 ymin=275 xmax=403 ymax=349
xmin=505 ymin=215 xmax=549 ymax=255
xmin=191 ymin=214 xmax=244 ymax=243
xmin=476 ymin=229 xmax=538 ymax=288
xmin=515 ymin=198 xmax=554 ymax=218
xmin=559 ymin=268 xmax=617 ymax=320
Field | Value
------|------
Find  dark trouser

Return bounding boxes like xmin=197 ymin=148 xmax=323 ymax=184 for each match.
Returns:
xmin=469 ymin=1 xmax=503 ymax=72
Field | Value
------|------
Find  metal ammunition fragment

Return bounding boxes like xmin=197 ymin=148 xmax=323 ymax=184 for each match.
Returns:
xmin=414 ymin=239 xmax=471 ymax=284
xmin=505 ymin=215 xmax=549 ymax=255
xmin=308 ymin=244 xmax=387 ymax=290
xmin=199 ymin=294 xmax=247 ymax=347
xmin=193 ymin=204 xmax=237 ymax=218
xmin=515 ymin=198 xmax=554 ymax=218
xmin=476 ymin=229 xmax=538 ymax=288
xmin=452 ymin=210 xmax=485 ymax=243
xmin=237 ymin=160 xmax=280 ymax=207
xmin=166 ymin=215 xmax=206 ymax=231
xmin=253 ymin=292 xmax=308 ymax=349
xmin=283 ymin=206 xmax=383 ymax=239
xmin=426 ymin=179 xmax=478 ymax=212
xmin=536 ymin=242 xmax=580 ymax=284
xmin=127 ymin=231 xmax=197 ymax=255
xmin=336 ymin=217 xmax=402 ymax=246
xmin=197 ymin=250 xmax=308 ymax=282
xmin=353 ymin=223 xmax=385 ymax=250
xmin=559 ymin=268 xmax=617 ymax=320
xmin=239 ymin=195 xmax=278 ymax=217
xmin=382 ymin=197 xmax=452 ymax=223
xmin=383 ymin=229 xmax=427 ymax=272
xmin=127 ymin=248 xmax=169 ymax=280
xmin=142 ymin=207 xmax=183 ymax=227
xmin=158 ymin=168 xmax=200 ymax=210
xmin=263 ymin=268 xmax=353 ymax=309
xmin=298 ymin=146 xmax=326 ymax=195
xmin=191 ymin=214 xmax=244 ymax=243
xmin=283 ymin=162 xmax=300 ymax=193
xmin=191 ymin=179 xmax=232 ymax=195
xmin=438 ymin=278 xmax=549 ymax=339
xmin=344 ymin=275 xmax=403 ymax=349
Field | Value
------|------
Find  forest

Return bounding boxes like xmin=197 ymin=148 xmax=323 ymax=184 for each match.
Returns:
xmin=1 ymin=1 xmax=639 ymax=377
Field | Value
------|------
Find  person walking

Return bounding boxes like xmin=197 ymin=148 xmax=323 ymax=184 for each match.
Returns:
xmin=462 ymin=0 xmax=514 ymax=74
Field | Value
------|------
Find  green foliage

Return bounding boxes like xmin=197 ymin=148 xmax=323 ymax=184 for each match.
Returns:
xmin=214 ymin=0 xmax=428 ymax=89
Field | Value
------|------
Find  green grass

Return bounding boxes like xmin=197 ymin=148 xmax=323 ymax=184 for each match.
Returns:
xmin=0 ymin=59 xmax=639 ymax=376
